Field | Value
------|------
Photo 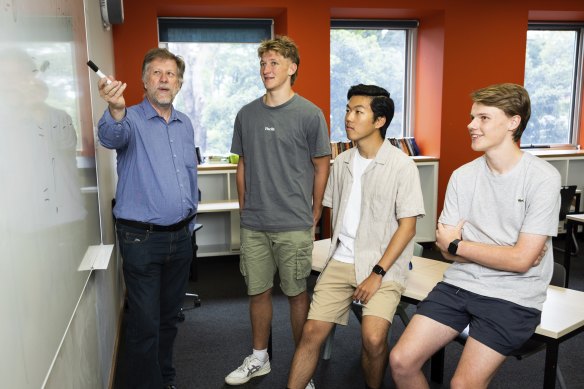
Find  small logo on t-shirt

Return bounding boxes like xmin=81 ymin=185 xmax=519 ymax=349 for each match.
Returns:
xmin=518 ymin=198 xmax=525 ymax=202
xmin=265 ymin=127 xmax=275 ymax=132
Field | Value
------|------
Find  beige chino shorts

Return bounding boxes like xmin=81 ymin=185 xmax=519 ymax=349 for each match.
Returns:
xmin=308 ymin=258 xmax=403 ymax=324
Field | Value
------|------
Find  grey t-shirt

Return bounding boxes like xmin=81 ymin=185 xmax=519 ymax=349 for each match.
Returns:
xmin=439 ymin=152 xmax=560 ymax=310
xmin=231 ymin=94 xmax=330 ymax=232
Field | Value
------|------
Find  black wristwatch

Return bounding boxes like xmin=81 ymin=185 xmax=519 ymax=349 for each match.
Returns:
xmin=372 ymin=264 xmax=386 ymax=277
xmin=448 ymin=239 xmax=461 ymax=255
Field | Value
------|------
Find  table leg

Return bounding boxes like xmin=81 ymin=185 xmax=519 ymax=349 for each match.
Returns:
xmin=543 ymin=340 xmax=559 ymax=389
xmin=573 ymin=191 xmax=582 ymax=240
xmin=564 ymin=220 xmax=573 ymax=288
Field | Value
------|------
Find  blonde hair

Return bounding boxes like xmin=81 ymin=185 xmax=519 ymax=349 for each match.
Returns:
xmin=258 ymin=35 xmax=300 ymax=85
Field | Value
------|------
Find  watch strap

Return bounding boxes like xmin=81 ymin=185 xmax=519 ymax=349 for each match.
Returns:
xmin=372 ymin=264 xmax=386 ymax=276
xmin=448 ymin=239 xmax=461 ymax=255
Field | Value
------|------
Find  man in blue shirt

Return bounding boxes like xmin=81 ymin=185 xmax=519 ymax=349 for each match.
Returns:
xmin=97 ymin=48 xmax=198 ymax=389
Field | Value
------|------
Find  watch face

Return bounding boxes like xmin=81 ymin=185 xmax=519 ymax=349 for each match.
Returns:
xmin=448 ymin=239 xmax=459 ymax=255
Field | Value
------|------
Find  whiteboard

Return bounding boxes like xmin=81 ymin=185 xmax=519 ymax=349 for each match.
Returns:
xmin=0 ymin=1 xmax=101 ymax=387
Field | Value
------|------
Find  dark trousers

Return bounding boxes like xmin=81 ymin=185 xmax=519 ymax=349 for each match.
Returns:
xmin=116 ymin=223 xmax=192 ymax=389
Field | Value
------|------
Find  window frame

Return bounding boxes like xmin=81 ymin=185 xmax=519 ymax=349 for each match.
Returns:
xmin=524 ymin=22 xmax=584 ymax=148
xmin=158 ymin=17 xmax=273 ymax=43
xmin=330 ymin=19 xmax=418 ymax=139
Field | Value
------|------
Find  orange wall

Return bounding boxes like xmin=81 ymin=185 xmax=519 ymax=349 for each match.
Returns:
xmin=112 ymin=0 xmax=584 ymax=216
xmin=438 ymin=3 xmax=530 ymax=208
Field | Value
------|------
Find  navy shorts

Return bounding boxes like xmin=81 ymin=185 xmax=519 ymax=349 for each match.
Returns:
xmin=416 ymin=282 xmax=541 ymax=356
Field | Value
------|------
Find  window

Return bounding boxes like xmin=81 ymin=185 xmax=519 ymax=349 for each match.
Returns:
xmin=330 ymin=20 xmax=417 ymax=141
xmin=523 ymin=24 xmax=583 ymax=147
xmin=159 ymin=18 xmax=273 ymax=157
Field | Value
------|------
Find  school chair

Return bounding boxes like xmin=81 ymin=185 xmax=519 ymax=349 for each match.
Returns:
xmin=178 ymin=223 xmax=203 ymax=322
xmin=555 ymin=185 xmax=579 ymax=256
xmin=178 ymin=189 xmax=203 ymax=322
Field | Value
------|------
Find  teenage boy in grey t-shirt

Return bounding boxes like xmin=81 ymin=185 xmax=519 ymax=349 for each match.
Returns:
xmin=225 ymin=36 xmax=330 ymax=388
xmin=390 ymin=83 xmax=560 ymax=389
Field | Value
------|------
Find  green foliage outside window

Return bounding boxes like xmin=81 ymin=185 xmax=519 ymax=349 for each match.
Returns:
xmin=169 ymin=42 xmax=264 ymax=157
xmin=524 ymin=29 xmax=578 ymax=146
xmin=330 ymin=29 xmax=407 ymax=141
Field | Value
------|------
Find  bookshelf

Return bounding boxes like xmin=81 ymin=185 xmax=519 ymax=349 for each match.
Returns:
xmin=528 ymin=150 xmax=584 ymax=232
xmin=331 ymin=137 xmax=421 ymax=159
xmin=196 ymin=157 xmax=439 ymax=257
xmin=528 ymin=150 xmax=584 ymax=193
xmin=196 ymin=164 xmax=240 ymax=257
xmin=413 ymin=156 xmax=439 ymax=242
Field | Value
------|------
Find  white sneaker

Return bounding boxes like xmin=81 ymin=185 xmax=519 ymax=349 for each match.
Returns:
xmin=225 ymin=354 xmax=271 ymax=385
xmin=306 ymin=378 xmax=316 ymax=389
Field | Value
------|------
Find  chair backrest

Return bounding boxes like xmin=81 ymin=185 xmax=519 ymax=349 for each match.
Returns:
xmin=551 ymin=262 xmax=566 ymax=288
xmin=559 ymin=185 xmax=577 ymax=221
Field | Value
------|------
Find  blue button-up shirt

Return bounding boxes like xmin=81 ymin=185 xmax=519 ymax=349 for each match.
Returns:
xmin=98 ymin=98 xmax=198 ymax=227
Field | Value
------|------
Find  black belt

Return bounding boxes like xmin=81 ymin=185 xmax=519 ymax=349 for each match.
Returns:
xmin=117 ymin=214 xmax=195 ymax=232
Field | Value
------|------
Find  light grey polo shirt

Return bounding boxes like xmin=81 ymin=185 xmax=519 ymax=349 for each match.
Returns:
xmin=440 ymin=152 xmax=561 ymax=310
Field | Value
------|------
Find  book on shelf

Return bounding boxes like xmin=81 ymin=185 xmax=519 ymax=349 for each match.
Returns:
xmin=388 ymin=137 xmax=421 ymax=156
xmin=206 ymin=155 xmax=229 ymax=164
xmin=195 ymin=146 xmax=202 ymax=165
xmin=330 ymin=140 xmax=355 ymax=159
xmin=409 ymin=137 xmax=421 ymax=156
xmin=400 ymin=138 xmax=412 ymax=156
xmin=331 ymin=137 xmax=421 ymax=158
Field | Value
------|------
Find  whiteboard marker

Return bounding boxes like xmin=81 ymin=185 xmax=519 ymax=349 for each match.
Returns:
xmin=87 ymin=60 xmax=112 ymax=84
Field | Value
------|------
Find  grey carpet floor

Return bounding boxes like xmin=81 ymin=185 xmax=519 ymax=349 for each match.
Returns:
xmin=116 ymin=239 xmax=584 ymax=388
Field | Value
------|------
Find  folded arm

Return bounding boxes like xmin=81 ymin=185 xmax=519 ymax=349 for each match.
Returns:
xmin=436 ymin=221 xmax=548 ymax=273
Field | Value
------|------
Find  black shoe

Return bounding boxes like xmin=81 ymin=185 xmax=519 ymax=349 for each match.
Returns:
xmin=163 ymin=386 xmax=176 ymax=389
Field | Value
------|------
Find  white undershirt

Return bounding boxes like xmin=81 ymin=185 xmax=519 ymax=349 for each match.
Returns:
xmin=333 ymin=152 xmax=373 ymax=264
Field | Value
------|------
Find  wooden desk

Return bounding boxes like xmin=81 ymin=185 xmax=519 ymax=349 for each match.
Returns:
xmin=564 ymin=213 xmax=584 ymax=287
xmin=312 ymin=239 xmax=584 ymax=389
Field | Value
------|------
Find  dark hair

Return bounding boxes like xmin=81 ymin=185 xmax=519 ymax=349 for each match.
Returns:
xmin=471 ymin=83 xmax=531 ymax=142
xmin=347 ymin=84 xmax=395 ymax=138
xmin=258 ymin=35 xmax=300 ymax=85
xmin=141 ymin=48 xmax=186 ymax=86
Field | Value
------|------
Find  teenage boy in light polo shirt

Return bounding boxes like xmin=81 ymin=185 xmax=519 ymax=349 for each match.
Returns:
xmin=390 ymin=83 xmax=561 ymax=389
xmin=287 ymin=84 xmax=425 ymax=389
